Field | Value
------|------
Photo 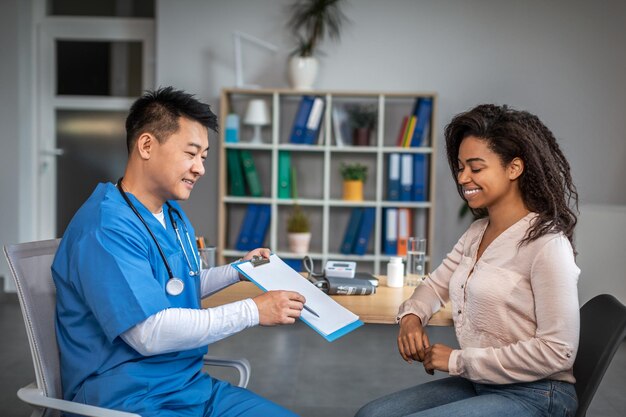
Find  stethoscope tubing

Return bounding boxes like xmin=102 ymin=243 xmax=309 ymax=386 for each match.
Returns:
xmin=116 ymin=178 xmax=199 ymax=294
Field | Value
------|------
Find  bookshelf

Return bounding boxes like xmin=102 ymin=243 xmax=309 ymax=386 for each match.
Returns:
xmin=217 ymin=88 xmax=437 ymax=275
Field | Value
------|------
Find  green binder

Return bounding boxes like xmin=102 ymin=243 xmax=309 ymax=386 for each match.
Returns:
xmin=226 ymin=149 xmax=246 ymax=196
xmin=278 ymin=151 xmax=291 ymax=199
xmin=239 ymin=150 xmax=263 ymax=197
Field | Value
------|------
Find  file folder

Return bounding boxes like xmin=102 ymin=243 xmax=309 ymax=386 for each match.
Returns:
xmin=384 ymin=208 xmax=398 ymax=255
xmin=400 ymin=154 xmax=413 ymax=201
xmin=387 ymin=153 xmax=401 ymax=201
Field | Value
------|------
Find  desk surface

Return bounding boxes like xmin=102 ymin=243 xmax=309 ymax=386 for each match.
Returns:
xmin=203 ymin=276 xmax=453 ymax=326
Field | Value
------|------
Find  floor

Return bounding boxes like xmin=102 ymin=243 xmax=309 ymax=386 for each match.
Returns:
xmin=1 ymin=289 xmax=625 ymax=417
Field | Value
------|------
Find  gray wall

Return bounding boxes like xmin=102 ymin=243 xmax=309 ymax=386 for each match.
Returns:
xmin=156 ymin=0 xmax=626 ymax=302
xmin=1 ymin=0 xmax=625 ymax=301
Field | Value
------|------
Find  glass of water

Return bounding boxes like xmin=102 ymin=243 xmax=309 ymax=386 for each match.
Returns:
xmin=406 ymin=238 xmax=427 ymax=286
xmin=198 ymin=246 xmax=216 ymax=270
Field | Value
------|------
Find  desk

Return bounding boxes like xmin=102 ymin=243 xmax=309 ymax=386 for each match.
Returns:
xmin=203 ymin=276 xmax=453 ymax=326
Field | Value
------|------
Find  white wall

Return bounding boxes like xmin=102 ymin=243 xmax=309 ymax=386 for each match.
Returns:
xmin=0 ymin=0 xmax=34 ymax=291
xmin=156 ymin=0 xmax=626 ymax=273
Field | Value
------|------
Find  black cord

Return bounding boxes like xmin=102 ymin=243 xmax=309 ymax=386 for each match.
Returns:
xmin=116 ymin=178 xmax=175 ymax=280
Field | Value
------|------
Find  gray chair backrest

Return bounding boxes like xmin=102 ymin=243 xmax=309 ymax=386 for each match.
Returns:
xmin=4 ymin=239 xmax=62 ymax=410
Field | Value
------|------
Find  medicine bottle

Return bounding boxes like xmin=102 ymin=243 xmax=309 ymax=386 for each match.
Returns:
xmin=387 ymin=257 xmax=404 ymax=288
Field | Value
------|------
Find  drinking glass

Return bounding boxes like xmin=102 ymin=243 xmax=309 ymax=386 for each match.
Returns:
xmin=406 ymin=237 xmax=427 ymax=286
xmin=198 ymin=246 xmax=216 ymax=270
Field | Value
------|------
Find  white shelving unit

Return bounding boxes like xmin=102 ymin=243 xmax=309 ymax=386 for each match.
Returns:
xmin=217 ymin=88 xmax=437 ymax=275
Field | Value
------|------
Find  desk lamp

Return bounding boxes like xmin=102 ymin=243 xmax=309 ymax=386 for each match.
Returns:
xmin=244 ymin=99 xmax=270 ymax=144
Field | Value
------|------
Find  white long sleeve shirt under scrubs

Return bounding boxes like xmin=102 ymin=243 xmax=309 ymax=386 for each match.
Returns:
xmin=120 ymin=210 xmax=259 ymax=356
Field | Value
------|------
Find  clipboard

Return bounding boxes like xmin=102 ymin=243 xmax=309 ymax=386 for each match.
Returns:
xmin=233 ymin=254 xmax=363 ymax=342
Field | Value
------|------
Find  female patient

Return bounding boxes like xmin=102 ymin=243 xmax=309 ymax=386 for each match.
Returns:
xmin=356 ymin=104 xmax=580 ymax=417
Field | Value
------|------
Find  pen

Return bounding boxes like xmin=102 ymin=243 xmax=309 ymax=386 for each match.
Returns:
xmin=303 ymin=304 xmax=320 ymax=318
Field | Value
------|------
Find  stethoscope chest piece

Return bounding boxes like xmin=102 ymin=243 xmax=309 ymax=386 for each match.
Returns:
xmin=166 ymin=277 xmax=185 ymax=296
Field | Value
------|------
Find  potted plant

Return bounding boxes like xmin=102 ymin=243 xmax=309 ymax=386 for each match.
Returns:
xmin=346 ymin=104 xmax=377 ymax=146
xmin=286 ymin=0 xmax=348 ymax=89
xmin=287 ymin=204 xmax=311 ymax=254
xmin=286 ymin=167 xmax=312 ymax=254
xmin=340 ymin=162 xmax=368 ymax=201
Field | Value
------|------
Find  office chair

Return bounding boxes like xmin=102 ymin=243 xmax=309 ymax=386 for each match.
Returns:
xmin=573 ymin=294 xmax=626 ymax=417
xmin=4 ymin=239 xmax=251 ymax=417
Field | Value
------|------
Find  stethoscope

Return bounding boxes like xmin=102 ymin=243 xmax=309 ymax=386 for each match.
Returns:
xmin=116 ymin=178 xmax=200 ymax=296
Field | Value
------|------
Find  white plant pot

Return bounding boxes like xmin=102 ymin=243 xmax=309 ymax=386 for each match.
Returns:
xmin=287 ymin=232 xmax=312 ymax=255
xmin=288 ymin=56 xmax=318 ymax=90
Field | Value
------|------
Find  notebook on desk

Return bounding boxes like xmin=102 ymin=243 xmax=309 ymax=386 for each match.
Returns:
xmin=233 ymin=254 xmax=364 ymax=342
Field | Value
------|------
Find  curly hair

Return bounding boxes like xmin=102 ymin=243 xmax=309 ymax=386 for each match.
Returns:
xmin=444 ymin=104 xmax=579 ymax=250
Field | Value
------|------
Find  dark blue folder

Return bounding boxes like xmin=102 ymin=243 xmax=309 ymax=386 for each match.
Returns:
xmin=290 ymin=96 xmax=315 ymax=144
xmin=250 ymin=204 xmax=271 ymax=248
xmin=340 ymin=208 xmax=363 ymax=254
xmin=353 ymin=208 xmax=375 ymax=256
xmin=410 ymin=97 xmax=433 ymax=147
xmin=387 ymin=153 xmax=400 ymax=201
xmin=235 ymin=204 xmax=260 ymax=251
xmin=413 ymin=154 xmax=429 ymax=201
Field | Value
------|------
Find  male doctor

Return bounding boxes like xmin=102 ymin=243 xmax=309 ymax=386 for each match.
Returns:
xmin=52 ymin=87 xmax=304 ymax=416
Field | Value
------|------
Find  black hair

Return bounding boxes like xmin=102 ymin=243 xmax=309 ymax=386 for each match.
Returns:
xmin=444 ymin=104 xmax=579 ymax=249
xmin=125 ymin=86 xmax=218 ymax=154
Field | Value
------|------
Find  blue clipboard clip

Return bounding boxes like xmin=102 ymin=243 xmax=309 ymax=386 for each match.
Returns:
xmin=250 ymin=255 xmax=270 ymax=267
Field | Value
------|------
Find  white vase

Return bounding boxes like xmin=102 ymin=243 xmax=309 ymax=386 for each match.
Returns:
xmin=288 ymin=56 xmax=318 ymax=90
xmin=287 ymin=232 xmax=312 ymax=255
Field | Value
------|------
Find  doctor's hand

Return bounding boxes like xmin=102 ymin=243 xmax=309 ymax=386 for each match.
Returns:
xmin=237 ymin=248 xmax=271 ymax=281
xmin=423 ymin=343 xmax=452 ymax=374
xmin=242 ymin=248 xmax=271 ymax=261
xmin=398 ymin=314 xmax=431 ymax=364
xmin=253 ymin=290 xmax=305 ymax=326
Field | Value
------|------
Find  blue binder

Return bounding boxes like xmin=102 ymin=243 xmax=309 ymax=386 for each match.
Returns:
xmin=400 ymin=153 xmax=413 ymax=201
xmin=235 ymin=204 xmax=260 ymax=251
xmin=353 ymin=208 xmax=375 ymax=256
xmin=387 ymin=153 xmax=400 ymax=201
xmin=413 ymin=153 xmax=429 ymax=201
xmin=340 ymin=208 xmax=363 ymax=254
xmin=384 ymin=208 xmax=398 ymax=255
xmin=410 ymin=97 xmax=433 ymax=147
xmin=250 ymin=204 xmax=271 ymax=248
xmin=303 ymin=96 xmax=325 ymax=144
xmin=290 ymin=96 xmax=315 ymax=144
xmin=283 ymin=258 xmax=304 ymax=272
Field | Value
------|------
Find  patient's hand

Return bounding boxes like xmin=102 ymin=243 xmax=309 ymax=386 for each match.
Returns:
xmin=398 ymin=314 xmax=431 ymax=364
xmin=423 ymin=343 xmax=453 ymax=374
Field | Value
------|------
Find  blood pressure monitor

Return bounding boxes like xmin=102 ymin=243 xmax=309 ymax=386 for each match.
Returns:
xmin=324 ymin=260 xmax=356 ymax=278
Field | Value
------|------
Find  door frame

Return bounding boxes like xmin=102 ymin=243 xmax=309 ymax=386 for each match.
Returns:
xmin=36 ymin=12 xmax=154 ymax=239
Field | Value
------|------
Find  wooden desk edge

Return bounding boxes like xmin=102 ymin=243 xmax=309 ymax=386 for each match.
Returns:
xmin=203 ymin=280 xmax=453 ymax=326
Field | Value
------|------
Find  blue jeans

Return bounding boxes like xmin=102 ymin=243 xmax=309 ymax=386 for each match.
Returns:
xmin=355 ymin=377 xmax=577 ymax=417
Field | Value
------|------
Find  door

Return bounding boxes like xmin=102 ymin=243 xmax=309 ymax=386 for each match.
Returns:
xmin=37 ymin=14 xmax=154 ymax=238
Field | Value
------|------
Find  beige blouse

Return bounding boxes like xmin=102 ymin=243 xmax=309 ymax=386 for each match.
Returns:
xmin=398 ymin=213 xmax=580 ymax=384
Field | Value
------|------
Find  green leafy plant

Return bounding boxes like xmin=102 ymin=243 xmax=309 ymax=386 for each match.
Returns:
xmin=340 ymin=162 xmax=368 ymax=182
xmin=346 ymin=104 xmax=378 ymax=130
xmin=287 ymin=204 xmax=311 ymax=233
xmin=286 ymin=0 xmax=348 ymax=57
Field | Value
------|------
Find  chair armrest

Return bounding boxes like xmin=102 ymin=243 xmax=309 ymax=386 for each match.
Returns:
xmin=17 ymin=383 xmax=141 ymax=417
xmin=203 ymin=355 xmax=251 ymax=388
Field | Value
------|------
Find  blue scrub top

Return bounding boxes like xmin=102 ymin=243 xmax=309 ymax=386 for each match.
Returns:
xmin=52 ymin=183 xmax=212 ymax=412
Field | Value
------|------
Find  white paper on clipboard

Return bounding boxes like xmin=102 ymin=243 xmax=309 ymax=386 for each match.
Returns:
xmin=233 ymin=254 xmax=363 ymax=341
